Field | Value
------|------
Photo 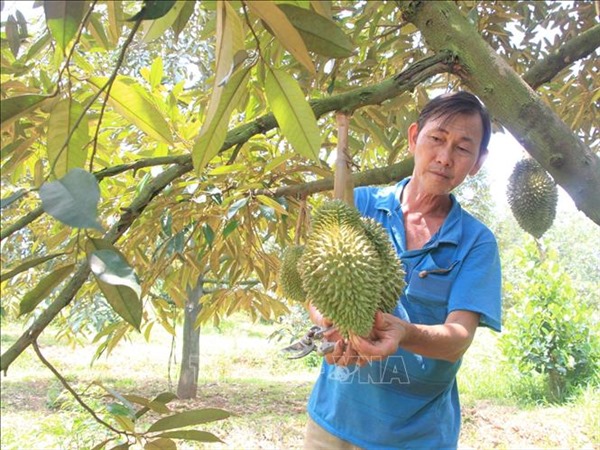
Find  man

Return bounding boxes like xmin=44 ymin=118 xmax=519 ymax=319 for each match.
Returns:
xmin=304 ymin=91 xmax=502 ymax=449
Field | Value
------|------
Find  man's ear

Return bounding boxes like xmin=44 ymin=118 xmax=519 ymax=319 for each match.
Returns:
xmin=407 ymin=122 xmax=419 ymax=155
xmin=470 ymin=150 xmax=488 ymax=176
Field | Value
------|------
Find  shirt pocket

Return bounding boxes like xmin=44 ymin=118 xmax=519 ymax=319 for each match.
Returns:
xmin=405 ymin=254 xmax=458 ymax=325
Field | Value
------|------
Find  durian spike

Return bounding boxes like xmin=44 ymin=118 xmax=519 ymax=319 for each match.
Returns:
xmin=334 ymin=112 xmax=354 ymax=206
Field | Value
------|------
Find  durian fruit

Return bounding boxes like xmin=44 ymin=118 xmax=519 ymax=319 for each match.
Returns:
xmin=361 ymin=218 xmax=406 ymax=313
xmin=507 ymin=159 xmax=558 ymax=239
xmin=300 ymin=220 xmax=383 ymax=337
xmin=278 ymin=245 xmax=307 ymax=303
xmin=311 ymin=198 xmax=363 ymax=231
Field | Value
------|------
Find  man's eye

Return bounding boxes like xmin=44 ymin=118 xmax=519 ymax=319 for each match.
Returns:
xmin=430 ymin=136 xmax=441 ymax=142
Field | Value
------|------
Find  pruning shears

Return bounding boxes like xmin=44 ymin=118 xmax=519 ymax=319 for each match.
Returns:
xmin=281 ymin=325 xmax=336 ymax=359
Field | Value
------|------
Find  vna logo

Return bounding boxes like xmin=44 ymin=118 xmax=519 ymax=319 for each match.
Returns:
xmin=327 ymin=357 xmax=410 ymax=385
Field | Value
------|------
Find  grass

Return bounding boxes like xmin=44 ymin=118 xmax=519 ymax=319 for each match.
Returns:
xmin=1 ymin=315 xmax=598 ymax=449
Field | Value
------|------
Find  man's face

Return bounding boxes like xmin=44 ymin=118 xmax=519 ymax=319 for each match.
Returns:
xmin=408 ymin=113 xmax=485 ymax=196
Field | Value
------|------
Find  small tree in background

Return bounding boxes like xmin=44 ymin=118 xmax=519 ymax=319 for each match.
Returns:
xmin=500 ymin=241 xmax=599 ymax=403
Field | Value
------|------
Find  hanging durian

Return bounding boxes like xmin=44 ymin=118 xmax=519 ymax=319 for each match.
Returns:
xmin=507 ymin=158 xmax=558 ymax=239
xmin=300 ymin=220 xmax=382 ymax=337
xmin=279 ymin=200 xmax=406 ymax=337
xmin=278 ymin=245 xmax=307 ymax=303
xmin=311 ymin=199 xmax=363 ymax=231
xmin=361 ymin=217 xmax=406 ymax=314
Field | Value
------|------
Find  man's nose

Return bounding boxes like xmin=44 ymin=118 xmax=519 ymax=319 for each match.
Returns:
xmin=436 ymin=145 xmax=452 ymax=166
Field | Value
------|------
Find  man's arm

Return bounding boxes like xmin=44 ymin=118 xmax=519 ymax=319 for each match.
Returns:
xmin=349 ymin=310 xmax=480 ymax=364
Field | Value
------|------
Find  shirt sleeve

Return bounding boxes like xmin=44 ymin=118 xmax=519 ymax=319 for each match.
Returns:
xmin=447 ymin=237 xmax=502 ymax=332
xmin=353 ymin=186 xmax=373 ymax=215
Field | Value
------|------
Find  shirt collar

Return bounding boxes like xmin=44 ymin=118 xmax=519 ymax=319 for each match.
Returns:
xmin=374 ymin=177 xmax=463 ymax=246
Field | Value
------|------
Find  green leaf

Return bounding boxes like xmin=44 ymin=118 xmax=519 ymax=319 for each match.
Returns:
xmin=90 ymin=438 xmax=112 ymax=450
xmin=144 ymin=438 xmax=176 ymax=450
xmin=192 ymin=67 xmax=251 ymax=172
xmin=123 ymin=394 xmax=171 ymax=414
xmin=222 ymin=219 xmax=238 ymax=238
xmin=149 ymin=57 xmax=163 ymax=89
xmin=202 ymin=223 xmax=214 ymax=247
xmin=24 ymin=32 xmax=52 ymax=64
xmin=19 ymin=264 xmax=75 ymax=316
xmin=89 ymin=249 xmax=142 ymax=297
xmin=214 ymin=1 xmax=244 ymax=87
xmin=47 ymin=99 xmax=89 ymax=179
xmin=265 ymin=69 xmax=321 ymax=162
xmin=258 ymin=204 xmax=276 ymax=222
xmin=88 ymin=76 xmax=173 ymax=145
xmin=141 ymin=0 xmax=185 ymax=43
xmin=208 ymin=163 xmax=246 ymax=175
xmin=6 ymin=15 xmax=20 ymax=57
xmin=247 ymin=1 xmax=315 ymax=74
xmin=15 ymin=10 xmax=28 ymax=38
xmin=0 ymin=94 xmax=52 ymax=131
xmin=153 ymin=392 xmax=179 ymax=405
xmin=106 ymin=0 xmax=123 ymax=45
xmin=43 ymin=0 xmax=86 ymax=53
xmin=128 ymin=0 xmax=176 ymax=21
xmin=107 ymin=403 xmax=134 ymax=417
xmin=86 ymin=238 xmax=142 ymax=330
xmin=171 ymin=0 xmax=195 ymax=40
xmin=39 ymin=168 xmax=103 ymax=230
xmin=278 ymin=4 xmax=354 ymax=58
xmin=226 ymin=197 xmax=248 ymax=220
xmin=1 ymin=253 xmax=64 ymax=283
xmin=256 ymin=194 xmax=288 ymax=216
xmin=135 ymin=391 xmax=178 ymax=418
xmin=156 ymin=430 xmax=223 ymax=443
xmin=263 ymin=153 xmax=290 ymax=173
xmin=87 ymin=13 xmax=110 ymax=49
xmin=147 ymin=408 xmax=231 ymax=433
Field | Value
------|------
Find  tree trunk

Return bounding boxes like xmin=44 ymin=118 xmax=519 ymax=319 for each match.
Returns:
xmin=177 ymin=278 xmax=204 ymax=399
xmin=404 ymin=0 xmax=600 ymax=226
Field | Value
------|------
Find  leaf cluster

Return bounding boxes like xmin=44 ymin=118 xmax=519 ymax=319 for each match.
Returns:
xmin=500 ymin=242 xmax=600 ymax=403
xmin=0 ymin=0 xmax=598 ymax=379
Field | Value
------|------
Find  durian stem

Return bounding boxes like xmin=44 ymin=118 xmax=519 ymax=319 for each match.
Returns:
xmin=334 ymin=112 xmax=354 ymax=206
xmin=294 ymin=194 xmax=308 ymax=245
xmin=534 ymin=238 xmax=547 ymax=262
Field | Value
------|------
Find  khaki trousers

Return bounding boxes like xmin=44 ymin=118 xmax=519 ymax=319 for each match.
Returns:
xmin=303 ymin=417 xmax=364 ymax=450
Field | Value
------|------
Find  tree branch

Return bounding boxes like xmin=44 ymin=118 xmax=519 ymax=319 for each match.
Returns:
xmin=253 ymin=158 xmax=415 ymax=198
xmin=0 ymin=156 xmax=191 ymax=242
xmin=1 ymin=53 xmax=450 ymax=243
xmin=0 ymin=207 xmax=44 ymax=241
xmin=32 ymin=340 xmax=126 ymax=435
xmin=0 ymin=163 xmax=191 ymax=373
xmin=0 ymin=54 xmax=448 ymax=371
xmin=523 ymin=23 xmax=600 ymax=90
xmin=404 ymin=1 xmax=600 ymax=226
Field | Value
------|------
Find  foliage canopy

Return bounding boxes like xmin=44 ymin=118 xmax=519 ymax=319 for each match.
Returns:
xmin=1 ymin=0 xmax=599 ymax=374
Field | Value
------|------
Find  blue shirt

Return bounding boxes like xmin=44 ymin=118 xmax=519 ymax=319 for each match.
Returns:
xmin=307 ymin=178 xmax=502 ymax=449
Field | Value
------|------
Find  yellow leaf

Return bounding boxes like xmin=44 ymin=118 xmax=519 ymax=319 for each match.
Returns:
xmin=256 ymin=195 xmax=288 ymax=216
xmin=246 ymin=1 xmax=316 ymax=75
xmin=141 ymin=0 xmax=186 ymax=43
xmin=265 ymin=68 xmax=321 ymax=162
xmin=215 ymin=1 xmax=244 ymax=87
xmin=88 ymin=76 xmax=173 ymax=145
xmin=106 ymin=0 xmax=122 ymax=45
xmin=46 ymin=99 xmax=89 ymax=179
xmin=192 ymin=67 xmax=251 ymax=172
xmin=310 ymin=0 xmax=331 ymax=17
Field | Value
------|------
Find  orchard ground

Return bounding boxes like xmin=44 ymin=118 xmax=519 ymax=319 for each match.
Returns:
xmin=1 ymin=313 xmax=598 ymax=449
